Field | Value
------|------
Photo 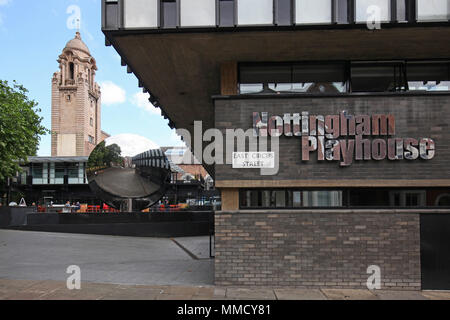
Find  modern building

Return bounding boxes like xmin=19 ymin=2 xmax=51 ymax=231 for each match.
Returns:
xmin=11 ymin=156 xmax=94 ymax=206
xmin=163 ymin=147 xmax=218 ymax=206
xmin=101 ymin=0 xmax=450 ymax=290
xmin=51 ymin=32 xmax=110 ymax=157
xmin=12 ymin=149 xmax=215 ymax=208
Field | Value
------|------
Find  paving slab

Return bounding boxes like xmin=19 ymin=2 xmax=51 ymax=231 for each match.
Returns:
xmin=274 ymin=289 xmax=327 ymax=300
xmin=421 ymin=291 xmax=450 ymax=300
xmin=374 ymin=290 xmax=429 ymax=300
xmin=226 ymin=288 xmax=277 ymax=300
xmin=38 ymin=282 xmax=120 ymax=300
xmin=213 ymin=287 xmax=226 ymax=298
xmin=173 ymin=237 xmax=212 ymax=260
xmin=23 ymin=280 xmax=67 ymax=293
xmin=156 ymin=294 xmax=193 ymax=300
xmin=0 ymin=230 xmax=213 ymax=287
xmin=321 ymin=289 xmax=378 ymax=300
xmin=100 ymin=287 xmax=162 ymax=300
xmin=0 ymin=279 xmax=39 ymax=291
xmin=0 ymin=279 xmax=449 ymax=300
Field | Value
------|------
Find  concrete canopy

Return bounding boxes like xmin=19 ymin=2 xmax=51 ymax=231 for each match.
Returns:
xmin=103 ymin=26 xmax=450 ymax=176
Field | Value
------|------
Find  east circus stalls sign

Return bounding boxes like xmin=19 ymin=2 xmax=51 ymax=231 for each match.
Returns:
xmin=253 ymin=111 xmax=436 ymax=167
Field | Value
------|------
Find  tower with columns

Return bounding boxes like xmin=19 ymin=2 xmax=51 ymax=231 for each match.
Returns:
xmin=51 ymin=32 xmax=109 ymax=157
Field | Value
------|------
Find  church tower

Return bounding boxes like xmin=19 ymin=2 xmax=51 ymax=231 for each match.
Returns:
xmin=51 ymin=32 xmax=108 ymax=157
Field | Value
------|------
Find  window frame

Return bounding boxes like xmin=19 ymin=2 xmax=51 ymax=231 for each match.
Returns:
xmin=274 ymin=0 xmax=294 ymax=26
xmin=160 ymin=0 xmax=180 ymax=29
xmin=217 ymin=0 xmax=237 ymax=27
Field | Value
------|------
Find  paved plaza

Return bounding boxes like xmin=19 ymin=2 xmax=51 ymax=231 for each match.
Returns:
xmin=0 ymin=230 xmax=213 ymax=286
xmin=0 ymin=230 xmax=449 ymax=300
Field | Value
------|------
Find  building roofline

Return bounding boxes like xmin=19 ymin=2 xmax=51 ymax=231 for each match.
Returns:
xmin=25 ymin=156 xmax=89 ymax=164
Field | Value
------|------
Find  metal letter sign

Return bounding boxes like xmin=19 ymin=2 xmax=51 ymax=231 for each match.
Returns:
xmin=251 ymin=111 xmax=435 ymax=167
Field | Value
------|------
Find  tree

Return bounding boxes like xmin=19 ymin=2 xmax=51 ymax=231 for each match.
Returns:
xmin=104 ymin=143 xmax=122 ymax=165
xmin=87 ymin=141 xmax=122 ymax=168
xmin=0 ymin=80 xmax=48 ymax=181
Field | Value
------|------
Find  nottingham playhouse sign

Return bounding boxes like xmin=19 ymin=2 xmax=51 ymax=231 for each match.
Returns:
xmin=253 ymin=111 xmax=435 ymax=167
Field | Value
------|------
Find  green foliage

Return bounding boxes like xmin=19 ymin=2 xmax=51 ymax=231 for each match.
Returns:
xmin=87 ymin=141 xmax=122 ymax=168
xmin=0 ymin=80 xmax=49 ymax=181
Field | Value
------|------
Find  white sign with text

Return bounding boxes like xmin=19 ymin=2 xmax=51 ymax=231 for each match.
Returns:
xmin=232 ymin=152 xmax=275 ymax=169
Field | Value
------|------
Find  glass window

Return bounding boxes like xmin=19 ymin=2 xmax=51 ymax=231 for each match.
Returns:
xmin=180 ymin=0 xmax=216 ymax=27
xmin=436 ymin=194 xmax=450 ymax=206
xmin=417 ymin=0 xmax=449 ymax=21
xmin=296 ymin=0 xmax=332 ymax=24
xmin=124 ymin=0 xmax=158 ymax=28
xmin=303 ymin=191 xmax=343 ymax=207
xmin=293 ymin=191 xmax=302 ymax=207
xmin=237 ymin=0 xmax=273 ymax=25
xmin=407 ymin=62 xmax=450 ymax=92
xmin=276 ymin=0 xmax=292 ymax=25
xmin=389 ymin=190 xmax=426 ymax=207
xmin=239 ymin=62 xmax=347 ymax=94
xmin=262 ymin=190 xmax=271 ymax=207
xmin=219 ymin=0 xmax=235 ymax=26
xmin=68 ymin=164 xmax=81 ymax=184
xmin=355 ymin=0 xmax=390 ymax=23
xmin=351 ymin=62 xmax=406 ymax=92
xmin=162 ymin=0 xmax=178 ymax=28
xmin=32 ymin=164 xmax=43 ymax=179
xmin=274 ymin=190 xmax=286 ymax=207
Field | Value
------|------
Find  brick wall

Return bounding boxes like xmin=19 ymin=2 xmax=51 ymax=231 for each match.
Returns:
xmin=214 ymin=94 xmax=450 ymax=182
xmin=215 ymin=211 xmax=421 ymax=290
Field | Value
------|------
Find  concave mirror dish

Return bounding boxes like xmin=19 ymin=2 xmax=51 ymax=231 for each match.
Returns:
xmin=86 ymin=135 xmax=171 ymax=211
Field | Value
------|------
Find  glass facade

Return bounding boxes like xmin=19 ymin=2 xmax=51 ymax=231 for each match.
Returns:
xmin=355 ymin=0 xmax=390 ymax=23
xmin=104 ymin=0 xmax=450 ymax=30
xmin=417 ymin=0 xmax=449 ymax=21
xmin=29 ymin=161 xmax=86 ymax=185
xmin=124 ymin=0 xmax=158 ymax=28
xmin=296 ymin=0 xmax=332 ymax=24
xmin=241 ymin=189 xmax=450 ymax=209
xmin=239 ymin=60 xmax=450 ymax=94
xmin=180 ymin=0 xmax=216 ymax=27
xmin=240 ymin=189 xmax=343 ymax=208
xmin=407 ymin=61 xmax=450 ymax=91
xmin=237 ymin=0 xmax=273 ymax=25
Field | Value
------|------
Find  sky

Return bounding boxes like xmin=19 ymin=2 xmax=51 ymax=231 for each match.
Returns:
xmin=0 ymin=0 xmax=184 ymax=156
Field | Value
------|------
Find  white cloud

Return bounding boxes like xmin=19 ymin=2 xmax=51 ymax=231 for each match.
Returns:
xmin=0 ymin=0 xmax=11 ymax=6
xmin=168 ymin=130 xmax=185 ymax=147
xmin=100 ymin=81 xmax=126 ymax=105
xmin=131 ymin=91 xmax=160 ymax=115
xmin=105 ymin=134 xmax=160 ymax=157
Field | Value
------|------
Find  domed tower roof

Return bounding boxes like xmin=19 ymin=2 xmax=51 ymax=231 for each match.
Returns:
xmin=64 ymin=32 xmax=91 ymax=57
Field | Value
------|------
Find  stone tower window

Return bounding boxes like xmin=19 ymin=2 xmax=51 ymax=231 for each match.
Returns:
xmin=69 ymin=62 xmax=75 ymax=80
